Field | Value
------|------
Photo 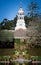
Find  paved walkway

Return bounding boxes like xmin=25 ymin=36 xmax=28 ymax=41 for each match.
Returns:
xmin=0 ymin=60 xmax=41 ymax=63
xmin=32 ymin=61 xmax=41 ymax=63
xmin=11 ymin=59 xmax=31 ymax=63
xmin=0 ymin=61 xmax=10 ymax=63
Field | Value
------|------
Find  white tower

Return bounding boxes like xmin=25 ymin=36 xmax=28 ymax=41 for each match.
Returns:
xmin=15 ymin=3 xmax=26 ymax=30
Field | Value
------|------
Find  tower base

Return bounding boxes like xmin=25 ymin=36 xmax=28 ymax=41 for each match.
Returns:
xmin=14 ymin=29 xmax=27 ymax=38
xmin=15 ymin=26 xmax=27 ymax=30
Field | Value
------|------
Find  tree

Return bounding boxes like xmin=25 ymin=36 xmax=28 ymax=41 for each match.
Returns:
xmin=0 ymin=23 xmax=1 ymax=30
xmin=27 ymin=0 xmax=39 ymax=19
xmin=0 ymin=16 xmax=17 ymax=30
xmin=14 ymin=15 xmax=17 ymax=27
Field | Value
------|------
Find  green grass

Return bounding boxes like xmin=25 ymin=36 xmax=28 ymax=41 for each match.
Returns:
xmin=31 ymin=56 xmax=41 ymax=61
xmin=15 ymin=39 xmax=20 ymax=44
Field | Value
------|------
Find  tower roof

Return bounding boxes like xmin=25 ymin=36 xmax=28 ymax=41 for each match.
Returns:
xmin=18 ymin=7 xmax=24 ymax=14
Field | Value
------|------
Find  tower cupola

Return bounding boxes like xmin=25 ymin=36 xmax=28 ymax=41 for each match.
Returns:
xmin=18 ymin=7 xmax=24 ymax=15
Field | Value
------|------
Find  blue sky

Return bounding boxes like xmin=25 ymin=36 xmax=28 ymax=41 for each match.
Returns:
xmin=0 ymin=0 xmax=41 ymax=22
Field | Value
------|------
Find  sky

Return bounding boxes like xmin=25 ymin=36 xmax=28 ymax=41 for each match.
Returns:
xmin=0 ymin=0 xmax=41 ymax=22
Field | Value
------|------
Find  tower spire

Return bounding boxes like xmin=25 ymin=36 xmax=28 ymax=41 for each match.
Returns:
xmin=20 ymin=0 xmax=22 ymax=8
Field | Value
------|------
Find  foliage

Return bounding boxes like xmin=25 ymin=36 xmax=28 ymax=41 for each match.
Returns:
xmin=15 ymin=39 xmax=20 ymax=44
xmin=0 ymin=56 xmax=10 ymax=61
xmin=0 ymin=30 xmax=14 ymax=41
xmin=0 ymin=17 xmax=17 ymax=30
xmin=0 ymin=30 xmax=15 ymax=48
xmin=27 ymin=0 xmax=39 ymax=20
xmin=31 ymin=56 xmax=41 ymax=61
xmin=0 ymin=15 xmax=32 ymax=30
